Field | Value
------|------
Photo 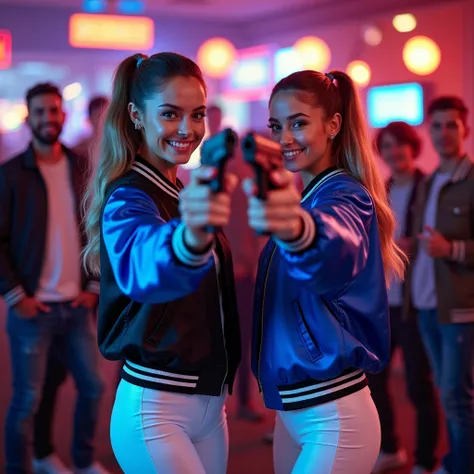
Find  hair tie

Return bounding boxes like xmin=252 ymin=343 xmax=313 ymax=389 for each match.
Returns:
xmin=136 ymin=57 xmax=144 ymax=68
xmin=325 ymin=72 xmax=335 ymax=82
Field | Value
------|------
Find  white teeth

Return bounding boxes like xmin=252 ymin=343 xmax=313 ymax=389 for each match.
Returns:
xmin=169 ymin=141 xmax=190 ymax=148
xmin=283 ymin=149 xmax=304 ymax=157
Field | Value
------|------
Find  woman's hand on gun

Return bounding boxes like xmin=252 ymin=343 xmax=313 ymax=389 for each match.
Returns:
xmin=179 ymin=166 xmax=237 ymax=252
xmin=243 ymin=169 xmax=303 ymax=242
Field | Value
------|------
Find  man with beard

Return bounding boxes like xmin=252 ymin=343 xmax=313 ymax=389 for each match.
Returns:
xmin=0 ymin=83 xmax=108 ymax=474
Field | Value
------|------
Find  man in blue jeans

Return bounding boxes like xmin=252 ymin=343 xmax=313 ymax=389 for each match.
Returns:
xmin=0 ymin=83 xmax=108 ymax=474
xmin=407 ymin=96 xmax=474 ymax=474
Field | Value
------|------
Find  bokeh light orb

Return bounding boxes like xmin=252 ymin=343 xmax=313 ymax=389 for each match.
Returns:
xmin=347 ymin=60 xmax=371 ymax=87
xmin=197 ymin=38 xmax=237 ymax=78
xmin=363 ymin=25 xmax=382 ymax=46
xmin=403 ymin=35 xmax=441 ymax=75
xmin=293 ymin=36 xmax=331 ymax=71
xmin=393 ymin=13 xmax=417 ymax=33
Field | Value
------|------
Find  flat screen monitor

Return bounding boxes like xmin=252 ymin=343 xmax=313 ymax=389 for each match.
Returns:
xmin=367 ymin=82 xmax=425 ymax=128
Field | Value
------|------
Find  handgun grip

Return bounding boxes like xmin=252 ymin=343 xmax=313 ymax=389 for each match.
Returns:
xmin=202 ymin=167 xmax=226 ymax=234
xmin=254 ymin=165 xmax=280 ymax=200
xmin=256 ymin=164 xmax=285 ymax=235
xmin=254 ymin=167 xmax=278 ymax=236
xmin=207 ymin=166 xmax=225 ymax=194
xmin=254 ymin=167 xmax=269 ymax=200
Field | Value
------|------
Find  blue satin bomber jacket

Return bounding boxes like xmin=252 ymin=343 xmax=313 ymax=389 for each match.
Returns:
xmin=97 ymin=157 xmax=241 ymax=396
xmin=252 ymin=167 xmax=391 ymax=411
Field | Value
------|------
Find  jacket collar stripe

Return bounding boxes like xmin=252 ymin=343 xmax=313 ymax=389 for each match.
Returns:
xmin=301 ymin=169 xmax=346 ymax=204
xmin=131 ymin=162 xmax=179 ymax=200
xmin=133 ymin=161 xmax=180 ymax=196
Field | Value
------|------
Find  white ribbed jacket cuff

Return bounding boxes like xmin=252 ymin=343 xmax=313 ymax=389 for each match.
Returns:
xmin=274 ymin=211 xmax=316 ymax=253
xmin=172 ymin=223 xmax=214 ymax=267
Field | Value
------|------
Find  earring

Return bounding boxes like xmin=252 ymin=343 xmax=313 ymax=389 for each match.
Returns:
xmin=134 ymin=122 xmax=142 ymax=130
xmin=329 ymin=134 xmax=335 ymax=140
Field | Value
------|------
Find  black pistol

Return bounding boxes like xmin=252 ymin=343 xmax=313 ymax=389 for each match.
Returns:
xmin=199 ymin=127 xmax=238 ymax=232
xmin=241 ymin=132 xmax=283 ymax=200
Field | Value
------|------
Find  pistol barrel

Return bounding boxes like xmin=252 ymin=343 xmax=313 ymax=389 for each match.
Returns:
xmin=242 ymin=133 xmax=281 ymax=157
xmin=200 ymin=128 xmax=237 ymax=165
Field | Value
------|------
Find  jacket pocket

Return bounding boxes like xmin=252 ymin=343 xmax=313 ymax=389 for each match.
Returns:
xmin=293 ymin=301 xmax=323 ymax=362
xmin=146 ymin=304 xmax=170 ymax=346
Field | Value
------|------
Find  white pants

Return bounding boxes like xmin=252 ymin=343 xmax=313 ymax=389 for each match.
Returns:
xmin=110 ymin=379 xmax=228 ymax=474
xmin=274 ymin=386 xmax=381 ymax=474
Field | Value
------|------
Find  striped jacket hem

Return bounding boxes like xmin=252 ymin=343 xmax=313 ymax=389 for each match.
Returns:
xmin=121 ymin=360 xmax=200 ymax=394
xmin=277 ymin=368 xmax=368 ymax=411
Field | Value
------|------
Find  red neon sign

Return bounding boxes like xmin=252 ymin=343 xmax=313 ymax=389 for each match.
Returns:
xmin=0 ymin=30 xmax=12 ymax=70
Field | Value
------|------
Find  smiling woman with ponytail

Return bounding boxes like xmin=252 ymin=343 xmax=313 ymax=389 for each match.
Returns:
xmin=242 ymin=69 xmax=407 ymax=474
xmin=83 ymin=52 xmax=241 ymax=474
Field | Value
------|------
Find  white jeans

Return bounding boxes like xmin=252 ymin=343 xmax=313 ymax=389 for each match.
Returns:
xmin=274 ymin=386 xmax=381 ymax=474
xmin=110 ymin=379 xmax=228 ymax=474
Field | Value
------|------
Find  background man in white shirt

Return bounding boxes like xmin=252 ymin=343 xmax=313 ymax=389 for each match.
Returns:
xmin=0 ymin=83 xmax=108 ymax=474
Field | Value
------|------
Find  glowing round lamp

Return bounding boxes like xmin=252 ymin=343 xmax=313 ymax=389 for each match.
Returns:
xmin=403 ymin=36 xmax=441 ymax=75
xmin=363 ymin=25 xmax=382 ymax=46
xmin=0 ymin=111 xmax=23 ymax=132
xmin=293 ymin=36 xmax=331 ymax=71
xmin=347 ymin=60 xmax=371 ymax=87
xmin=393 ymin=13 xmax=417 ymax=33
xmin=197 ymin=38 xmax=237 ymax=78
xmin=63 ymin=82 xmax=83 ymax=101
xmin=12 ymin=104 xmax=28 ymax=121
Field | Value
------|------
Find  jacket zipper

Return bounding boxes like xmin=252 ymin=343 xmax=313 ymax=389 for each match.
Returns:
xmin=257 ymin=245 xmax=276 ymax=391
xmin=320 ymin=296 xmax=341 ymax=324
xmin=213 ymin=250 xmax=228 ymax=395
xmin=256 ymin=170 xmax=346 ymax=389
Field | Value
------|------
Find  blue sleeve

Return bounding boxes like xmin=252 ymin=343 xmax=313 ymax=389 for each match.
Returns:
xmin=102 ymin=186 xmax=214 ymax=304
xmin=275 ymin=183 xmax=373 ymax=294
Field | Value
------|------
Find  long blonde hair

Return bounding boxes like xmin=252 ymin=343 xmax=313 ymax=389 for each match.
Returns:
xmin=270 ymin=70 xmax=406 ymax=283
xmin=82 ymin=52 xmax=206 ymax=275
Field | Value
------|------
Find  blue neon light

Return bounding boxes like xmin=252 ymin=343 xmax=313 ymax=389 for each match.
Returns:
xmin=117 ymin=1 xmax=145 ymax=14
xmin=367 ymin=82 xmax=424 ymax=128
xmin=274 ymin=47 xmax=304 ymax=83
xmin=229 ymin=56 xmax=271 ymax=90
xmin=82 ymin=0 xmax=106 ymax=13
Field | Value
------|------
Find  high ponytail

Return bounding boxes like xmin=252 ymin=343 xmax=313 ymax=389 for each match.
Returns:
xmin=270 ymin=69 xmax=406 ymax=283
xmin=329 ymin=70 xmax=406 ymax=282
xmin=83 ymin=52 xmax=206 ymax=275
